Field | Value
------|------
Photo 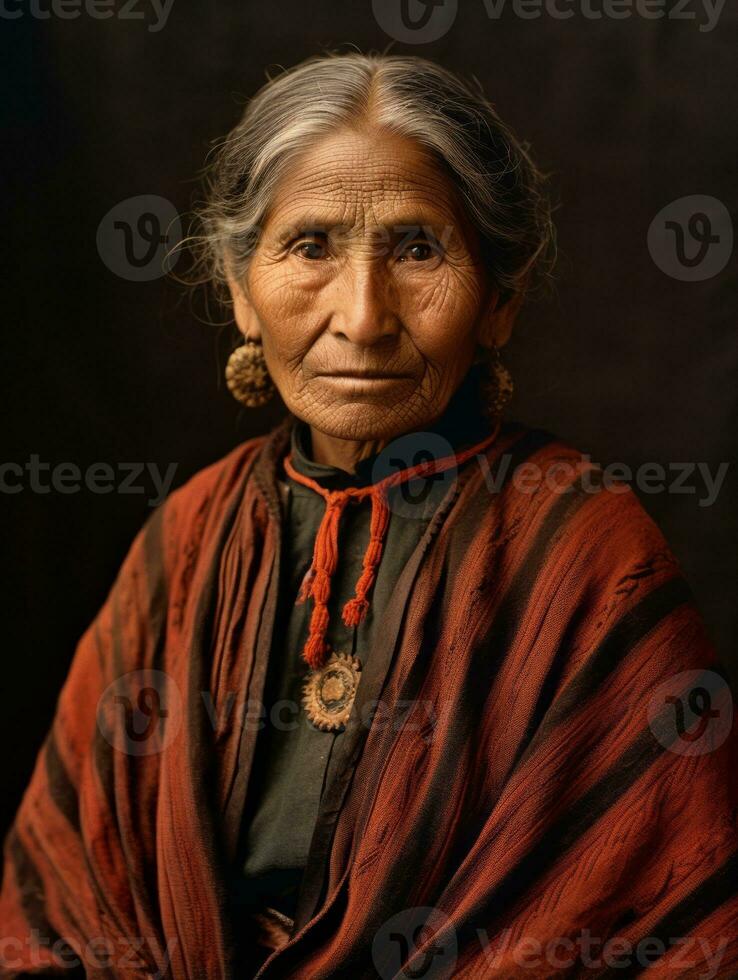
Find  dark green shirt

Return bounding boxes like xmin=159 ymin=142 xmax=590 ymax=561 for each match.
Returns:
xmin=231 ymin=364 xmax=494 ymax=922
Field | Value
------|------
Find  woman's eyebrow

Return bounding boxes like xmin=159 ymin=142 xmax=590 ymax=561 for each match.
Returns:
xmin=273 ymin=220 xmax=332 ymax=243
xmin=381 ymin=209 xmax=455 ymax=231
xmin=272 ymin=214 xmax=454 ymax=241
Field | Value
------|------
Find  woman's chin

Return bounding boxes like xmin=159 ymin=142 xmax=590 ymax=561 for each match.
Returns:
xmin=290 ymin=378 xmax=422 ymax=439
xmin=301 ymin=400 xmax=423 ymax=444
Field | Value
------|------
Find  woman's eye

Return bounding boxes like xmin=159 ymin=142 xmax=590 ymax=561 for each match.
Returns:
xmin=398 ymin=242 xmax=437 ymax=262
xmin=293 ymin=238 xmax=327 ymax=260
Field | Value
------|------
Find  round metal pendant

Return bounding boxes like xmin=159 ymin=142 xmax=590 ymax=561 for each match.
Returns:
xmin=302 ymin=650 xmax=362 ymax=732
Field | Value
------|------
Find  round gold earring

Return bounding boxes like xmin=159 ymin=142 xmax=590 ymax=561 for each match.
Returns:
xmin=481 ymin=344 xmax=514 ymax=419
xmin=225 ymin=338 xmax=275 ymax=408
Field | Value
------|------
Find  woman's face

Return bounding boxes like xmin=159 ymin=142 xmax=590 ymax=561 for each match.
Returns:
xmin=231 ymin=127 xmax=510 ymax=442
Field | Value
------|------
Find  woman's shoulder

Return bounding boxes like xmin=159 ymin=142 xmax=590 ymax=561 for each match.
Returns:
xmin=451 ymin=422 xmax=716 ymax=681
xmin=486 ymin=420 xmax=667 ymax=523
xmin=465 ymin=421 xmax=687 ymax=593
xmin=160 ymin=433 xmax=265 ymax=520
xmin=146 ymin=420 xmax=290 ymax=556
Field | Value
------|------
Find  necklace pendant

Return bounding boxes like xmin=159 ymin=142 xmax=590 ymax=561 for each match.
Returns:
xmin=302 ymin=650 xmax=362 ymax=732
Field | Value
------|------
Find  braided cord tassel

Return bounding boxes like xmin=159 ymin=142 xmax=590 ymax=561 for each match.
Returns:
xmin=342 ymin=487 xmax=390 ymax=628
xmin=282 ymin=419 xmax=502 ymax=672
xmin=301 ymin=492 xmax=350 ymax=669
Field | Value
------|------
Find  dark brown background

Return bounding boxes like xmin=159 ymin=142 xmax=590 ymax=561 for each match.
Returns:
xmin=2 ymin=0 xmax=736 ymax=838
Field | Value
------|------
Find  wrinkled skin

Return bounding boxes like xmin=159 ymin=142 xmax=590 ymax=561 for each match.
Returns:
xmin=228 ymin=127 xmax=521 ymax=473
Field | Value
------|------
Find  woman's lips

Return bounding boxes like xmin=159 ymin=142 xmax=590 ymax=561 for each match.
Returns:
xmin=317 ymin=372 xmax=414 ymax=392
xmin=319 ymin=370 xmax=410 ymax=378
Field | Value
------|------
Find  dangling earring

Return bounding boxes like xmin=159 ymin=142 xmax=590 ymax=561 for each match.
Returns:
xmin=481 ymin=344 xmax=514 ymax=419
xmin=225 ymin=338 xmax=276 ymax=408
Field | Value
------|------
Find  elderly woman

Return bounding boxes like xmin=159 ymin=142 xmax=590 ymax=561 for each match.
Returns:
xmin=1 ymin=53 xmax=737 ymax=980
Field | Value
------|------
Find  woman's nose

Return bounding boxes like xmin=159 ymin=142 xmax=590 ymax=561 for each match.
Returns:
xmin=329 ymin=263 xmax=400 ymax=345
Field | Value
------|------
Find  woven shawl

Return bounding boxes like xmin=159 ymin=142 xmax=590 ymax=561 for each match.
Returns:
xmin=1 ymin=417 xmax=736 ymax=979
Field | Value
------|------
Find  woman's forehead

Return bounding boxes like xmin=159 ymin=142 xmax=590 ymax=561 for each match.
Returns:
xmin=264 ymin=128 xmax=466 ymax=233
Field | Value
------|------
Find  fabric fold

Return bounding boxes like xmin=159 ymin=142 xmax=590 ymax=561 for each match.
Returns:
xmin=0 ymin=416 xmax=735 ymax=980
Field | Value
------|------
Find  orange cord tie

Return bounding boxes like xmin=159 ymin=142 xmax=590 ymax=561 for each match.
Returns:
xmin=283 ymin=421 xmax=501 ymax=670
xmin=341 ymin=486 xmax=390 ymax=629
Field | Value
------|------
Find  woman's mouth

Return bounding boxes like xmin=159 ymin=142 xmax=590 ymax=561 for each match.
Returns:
xmin=317 ymin=371 xmax=415 ymax=393
xmin=320 ymin=369 xmax=410 ymax=378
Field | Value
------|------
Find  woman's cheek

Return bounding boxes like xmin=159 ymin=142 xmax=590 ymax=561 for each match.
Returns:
xmin=267 ymin=301 xmax=328 ymax=373
xmin=250 ymin=277 xmax=312 ymax=340
xmin=396 ymin=267 xmax=460 ymax=322
xmin=251 ymin=254 xmax=322 ymax=299
xmin=392 ymin=263 xmax=429 ymax=299
xmin=402 ymin=273 xmax=482 ymax=362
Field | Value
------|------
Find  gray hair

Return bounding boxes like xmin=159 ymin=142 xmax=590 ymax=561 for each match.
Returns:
xmin=191 ymin=52 xmax=557 ymax=309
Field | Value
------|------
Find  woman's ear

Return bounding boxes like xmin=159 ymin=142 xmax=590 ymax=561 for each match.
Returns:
xmin=478 ymin=286 xmax=525 ymax=350
xmin=227 ymin=275 xmax=263 ymax=342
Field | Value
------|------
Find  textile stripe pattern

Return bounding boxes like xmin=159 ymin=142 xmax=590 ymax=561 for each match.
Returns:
xmin=0 ymin=418 xmax=735 ymax=979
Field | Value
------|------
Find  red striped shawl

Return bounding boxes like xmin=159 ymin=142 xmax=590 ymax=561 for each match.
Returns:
xmin=1 ymin=417 xmax=736 ymax=979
